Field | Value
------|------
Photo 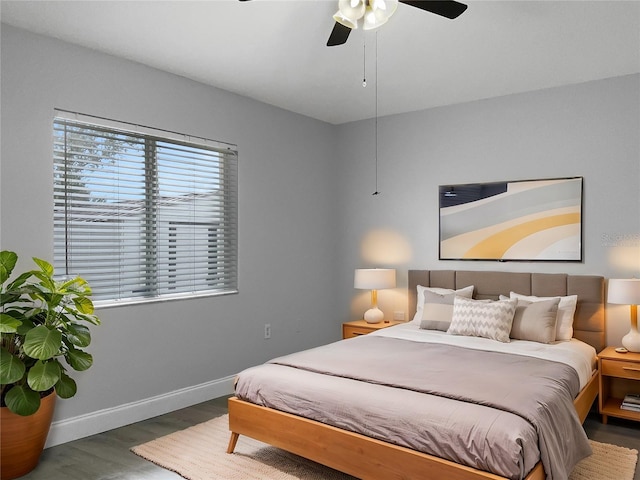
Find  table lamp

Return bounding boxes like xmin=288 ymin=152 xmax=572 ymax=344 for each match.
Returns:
xmin=608 ymin=278 xmax=640 ymax=352
xmin=354 ymin=268 xmax=396 ymax=323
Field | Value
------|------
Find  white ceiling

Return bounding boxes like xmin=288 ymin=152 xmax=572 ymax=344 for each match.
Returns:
xmin=1 ymin=0 xmax=639 ymax=125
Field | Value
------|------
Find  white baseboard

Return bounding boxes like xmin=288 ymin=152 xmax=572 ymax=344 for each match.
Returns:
xmin=45 ymin=375 xmax=236 ymax=448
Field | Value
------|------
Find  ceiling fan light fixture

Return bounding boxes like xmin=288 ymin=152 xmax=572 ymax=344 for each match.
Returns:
xmin=333 ymin=10 xmax=359 ymax=29
xmin=372 ymin=0 xmax=398 ymax=16
xmin=362 ymin=10 xmax=388 ymax=30
xmin=334 ymin=0 xmax=366 ymax=28
xmin=362 ymin=0 xmax=398 ymax=31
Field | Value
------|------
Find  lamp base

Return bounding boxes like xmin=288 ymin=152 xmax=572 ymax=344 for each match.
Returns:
xmin=622 ymin=328 xmax=640 ymax=353
xmin=364 ymin=307 xmax=384 ymax=324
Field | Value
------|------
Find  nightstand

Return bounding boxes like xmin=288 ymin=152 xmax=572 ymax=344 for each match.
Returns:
xmin=598 ymin=346 xmax=640 ymax=424
xmin=342 ymin=320 xmax=403 ymax=339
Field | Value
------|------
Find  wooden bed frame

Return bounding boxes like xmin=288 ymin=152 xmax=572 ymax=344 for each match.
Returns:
xmin=227 ymin=270 xmax=605 ymax=480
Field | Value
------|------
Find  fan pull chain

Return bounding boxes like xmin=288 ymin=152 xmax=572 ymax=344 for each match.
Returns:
xmin=372 ymin=31 xmax=380 ymax=196
xmin=362 ymin=39 xmax=367 ymax=87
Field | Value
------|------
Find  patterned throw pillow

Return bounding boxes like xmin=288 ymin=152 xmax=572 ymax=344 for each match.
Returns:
xmin=448 ymin=297 xmax=518 ymax=343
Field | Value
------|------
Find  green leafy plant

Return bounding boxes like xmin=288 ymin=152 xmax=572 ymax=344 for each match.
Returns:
xmin=0 ymin=250 xmax=100 ymax=416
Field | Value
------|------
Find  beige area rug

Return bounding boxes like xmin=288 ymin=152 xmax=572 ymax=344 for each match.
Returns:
xmin=131 ymin=414 xmax=638 ymax=480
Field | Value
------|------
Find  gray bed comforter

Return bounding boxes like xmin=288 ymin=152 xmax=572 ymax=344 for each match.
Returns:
xmin=235 ymin=335 xmax=591 ymax=480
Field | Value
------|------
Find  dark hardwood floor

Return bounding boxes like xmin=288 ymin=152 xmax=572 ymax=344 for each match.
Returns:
xmin=20 ymin=396 xmax=229 ymax=480
xmin=19 ymin=396 xmax=640 ymax=480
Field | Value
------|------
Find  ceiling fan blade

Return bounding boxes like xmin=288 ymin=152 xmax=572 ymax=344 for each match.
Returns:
xmin=327 ymin=22 xmax=352 ymax=46
xmin=399 ymin=0 xmax=467 ymax=19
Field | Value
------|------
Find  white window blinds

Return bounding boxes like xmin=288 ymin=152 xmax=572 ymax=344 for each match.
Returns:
xmin=53 ymin=112 xmax=238 ymax=304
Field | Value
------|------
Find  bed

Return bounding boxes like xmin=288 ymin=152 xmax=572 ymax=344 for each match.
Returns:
xmin=227 ymin=270 xmax=605 ymax=480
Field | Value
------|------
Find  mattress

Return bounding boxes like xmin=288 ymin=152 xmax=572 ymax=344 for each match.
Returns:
xmin=234 ymin=323 xmax=595 ymax=480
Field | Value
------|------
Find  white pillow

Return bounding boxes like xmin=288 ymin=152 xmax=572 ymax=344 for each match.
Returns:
xmin=412 ymin=285 xmax=474 ymax=323
xmin=448 ymin=297 xmax=517 ymax=343
xmin=509 ymin=292 xmax=577 ymax=342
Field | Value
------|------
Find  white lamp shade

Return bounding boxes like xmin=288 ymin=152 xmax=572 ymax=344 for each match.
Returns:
xmin=354 ymin=268 xmax=396 ymax=290
xmin=608 ymin=279 xmax=640 ymax=305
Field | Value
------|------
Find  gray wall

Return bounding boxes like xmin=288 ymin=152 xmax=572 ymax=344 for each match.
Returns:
xmin=1 ymin=25 xmax=342 ymax=444
xmin=2 ymin=24 xmax=639 ymax=445
xmin=335 ymin=74 xmax=640 ymax=345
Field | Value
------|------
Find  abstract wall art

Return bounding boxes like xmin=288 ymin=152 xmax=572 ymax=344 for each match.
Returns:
xmin=439 ymin=177 xmax=583 ymax=261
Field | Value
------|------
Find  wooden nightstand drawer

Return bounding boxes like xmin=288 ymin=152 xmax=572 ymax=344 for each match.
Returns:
xmin=344 ymin=326 xmax=374 ymax=338
xmin=342 ymin=320 xmax=403 ymax=339
xmin=601 ymin=358 xmax=640 ymax=380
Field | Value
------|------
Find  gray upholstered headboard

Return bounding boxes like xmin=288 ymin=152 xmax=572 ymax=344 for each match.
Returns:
xmin=408 ymin=270 xmax=605 ymax=353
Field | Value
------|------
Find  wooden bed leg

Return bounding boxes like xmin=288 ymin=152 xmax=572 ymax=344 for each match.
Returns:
xmin=226 ymin=432 xmax=240 ymax=454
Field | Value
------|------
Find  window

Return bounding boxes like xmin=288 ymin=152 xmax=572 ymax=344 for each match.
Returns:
xmin=53 ymin=111 xmax=238 ymax=305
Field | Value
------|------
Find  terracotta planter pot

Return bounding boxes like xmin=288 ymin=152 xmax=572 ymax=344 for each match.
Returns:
xmin=0 ymin=392 xmax=56 ymax=480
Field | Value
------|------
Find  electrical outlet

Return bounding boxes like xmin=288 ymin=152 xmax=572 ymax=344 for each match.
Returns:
xmin=394 ymin=311 xmax=405 ymax=321
xmin=264 ymin=323 xmax=271 ymax=339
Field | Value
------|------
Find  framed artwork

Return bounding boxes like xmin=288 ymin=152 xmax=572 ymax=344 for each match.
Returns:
xmin=439 ymin=177 xmax=583 ymax=262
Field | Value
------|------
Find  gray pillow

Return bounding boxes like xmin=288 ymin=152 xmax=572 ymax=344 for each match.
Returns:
xmin=510 ymin=297 xmax=560 ymax=343
xmin=419 ymin=290 xmax=456 ymax=331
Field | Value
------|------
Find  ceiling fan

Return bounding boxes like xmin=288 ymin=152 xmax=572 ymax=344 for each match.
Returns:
xmin=239 ymin=0 xmax=467 ymax=47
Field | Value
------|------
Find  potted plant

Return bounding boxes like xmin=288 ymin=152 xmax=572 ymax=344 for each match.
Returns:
xmin=0 ymin=250 xmax=100 ymax=480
